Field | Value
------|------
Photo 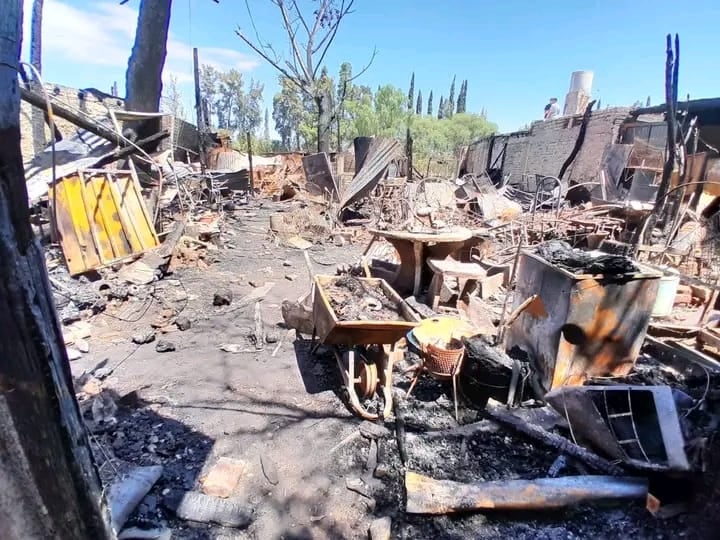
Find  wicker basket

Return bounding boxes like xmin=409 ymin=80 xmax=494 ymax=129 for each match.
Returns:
xmin=423 ymin=340 xmax=465 ymax=377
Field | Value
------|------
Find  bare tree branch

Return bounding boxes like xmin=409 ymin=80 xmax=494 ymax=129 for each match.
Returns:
xmin=274 ymin=0 xmax=311 ymax=82
xmin=348 ymin=47 xmax=377 ymax=82
xmin=290 ymin=0 xmax=311 ymax=37
xmin=235 ymin=28 xmax=302 ymax=88
xmin=305 ymin=0 xmax=332 ymax=76
xmin=313 ymin=0 xmax=355 ymax=78
xmin=312 ymin=0 xmax=354 ymax=54
xmin=244 ymin=0 xmax=272 ymax=58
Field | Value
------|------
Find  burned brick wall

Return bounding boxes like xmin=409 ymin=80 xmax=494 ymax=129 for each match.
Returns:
xmin=20 ymin=83 xmax=200 ymax=162
xmin=467 ymin=107 xmax=632 ymax=188
xmin=20 ymin=83 xmax=125 ymax=160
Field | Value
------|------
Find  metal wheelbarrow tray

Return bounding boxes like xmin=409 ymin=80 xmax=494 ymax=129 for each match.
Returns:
xmin=312 ymin=275 xmax=421 ymax=419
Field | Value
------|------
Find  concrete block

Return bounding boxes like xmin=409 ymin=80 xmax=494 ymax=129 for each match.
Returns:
xmin=202 ymin=457 xmax=247 ymax=498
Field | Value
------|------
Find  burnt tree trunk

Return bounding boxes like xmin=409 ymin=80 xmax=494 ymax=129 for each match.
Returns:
xmin=125 ymin=0 xmax=172 ymax=138
xmin=30 ymin=0 xmax=45 ymax=155
xmin=316 ymin=91 xmax=332 ymax=154
xmin=0 ymin=4 xmax=114 ymax=539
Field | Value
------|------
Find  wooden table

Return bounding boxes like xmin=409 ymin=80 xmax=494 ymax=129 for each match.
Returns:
xmin=369 ymin=228 xmax=473 ymax=296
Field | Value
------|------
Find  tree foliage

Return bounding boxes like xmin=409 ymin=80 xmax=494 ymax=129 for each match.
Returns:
xmin=457 ymin=80 xmax=468 ymax=114
xmin=446 ymin=75 xmax=456 ymax=118
xmin=407 ymin=72 xmax=415 ymax=112
xmin=269 ymin=62 xmax=495 ymax=164
xmin=412 ymin=113 xmax=496 ymax=165
xmin=200 ymin=65 xmax=263 ymax=136
xmin=161 ymin=73 xmax=185 ymax=119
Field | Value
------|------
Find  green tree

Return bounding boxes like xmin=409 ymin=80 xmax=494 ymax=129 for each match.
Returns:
xmin=446 ymin=75 xmax=456 ymax=118
xmin=236 ymin=78 xmax=264 ymax=134
xmin=375 ymin=85 xmax=407 ymax=137
xmin=427 ymin=90 xmax=433 ymax=116
xmin=416 ymin=90 xmax=423 ymax=115
xmin=344 ymin=84 xmax=407 ymax=139
xmin=407 ymin=72 xmax=415 ymax=112
xmin=272 ymin=76 xmax=304 ymax=150
xmin=161 ymin=73 xmax=185 ymax=119
xmin=200 ymin=64 xmax=220 ymax=126
xmin=412 ymin=112 xmax=497 ymax=167
xmin=437 ymin=95 xmax=445 ymax=119
xmin=457 ymin=80 xmax=467 ymax=114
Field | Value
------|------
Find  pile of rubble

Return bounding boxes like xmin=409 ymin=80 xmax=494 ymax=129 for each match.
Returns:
xmin=20 ymin=80 xmax=720 ymax=537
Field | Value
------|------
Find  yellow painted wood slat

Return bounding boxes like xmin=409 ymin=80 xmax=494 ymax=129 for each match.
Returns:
xmin=79 ymin=171 xmax=115 ymax=264
xmin=116 ymin=173 xmax=158 ymax=249
xmin=51 ymin=176 xmax=99 ymax=274
xmin=90 ymin=173 xmax=131 ymax=260
xmin=106 ymin=172 xmax=145 ymax=253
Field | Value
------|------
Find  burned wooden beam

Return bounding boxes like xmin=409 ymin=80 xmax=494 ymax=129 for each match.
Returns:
xmin=405 ymin=472 xmax=648 ymax=514
xmin=484 ymin=406 xmax=627 ymax=476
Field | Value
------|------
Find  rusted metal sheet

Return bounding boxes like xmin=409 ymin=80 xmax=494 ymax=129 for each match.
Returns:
xmin=505 ymin=252 xmax=660 ymax=394
xmin=50 ymin=169 xmax=159 ymax=275
xmin=405 ymin=471 xmax=648 ymax=514
xmin=302 ymin=152 xmax=338 ymax=199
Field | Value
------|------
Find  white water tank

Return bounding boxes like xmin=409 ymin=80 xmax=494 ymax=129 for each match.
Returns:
xmin=569 ymin=71 xmax=594 ymax=95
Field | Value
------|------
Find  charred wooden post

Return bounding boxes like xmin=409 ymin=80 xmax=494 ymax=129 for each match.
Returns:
xmin=655 ymin=34 xmax=679 ymax=217
xmin=406 ymin=126 xmax=413 ymax=181
xmin=193 ymin=47 xmax=207 ymax=173
xmin=247 ymin=131 xmax=254 ymax=193
xmin=0 ymin=4 xmax=114 ymax=538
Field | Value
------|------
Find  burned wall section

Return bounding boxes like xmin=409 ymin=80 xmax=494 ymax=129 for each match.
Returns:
xmin=20 ymin=83 xmax=125 ymax=160
xmin=467 ymin=107 xmax=632 ymax=188
xmin=19 ymin=83 xmax=200 ymax=162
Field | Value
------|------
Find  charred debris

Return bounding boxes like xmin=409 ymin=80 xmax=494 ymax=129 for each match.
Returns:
xmin=19 ymin=65 xmax=720 ymax=538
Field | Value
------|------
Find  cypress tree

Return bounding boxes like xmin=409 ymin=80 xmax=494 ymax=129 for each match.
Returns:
xmin=447 ymin=75 xmax=456 ymax=117
xmin=457 ymin=80 xmax=468 ymax=114
xmin=427 ymin=90 xmax=433 ymax=116
xmin=438 ymin=96 xmax=445 ymax=119
xmin=416 ymin=90 xmax=423 ymax=115
xmin=408 ymin=72 xmax=415 ymax=112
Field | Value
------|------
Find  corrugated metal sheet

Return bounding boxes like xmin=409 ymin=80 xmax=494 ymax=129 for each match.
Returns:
xmin=339 ymin=138 xmax=402 ymax=209
xmin=50 ymin=169 xmax=159 ymax=275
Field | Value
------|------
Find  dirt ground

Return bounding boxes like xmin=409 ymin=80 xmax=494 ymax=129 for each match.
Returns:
xmin=68 ymin=200 xmax=715 ymax=539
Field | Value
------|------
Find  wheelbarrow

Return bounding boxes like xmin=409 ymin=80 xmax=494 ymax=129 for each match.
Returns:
xmin=311 ymin=275 xmax=421 ymax=419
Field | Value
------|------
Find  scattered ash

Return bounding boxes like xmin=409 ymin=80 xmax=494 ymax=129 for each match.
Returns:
xmin=326 ymin=276 xmax=402 ymax=321
xmin=90 ymin=402 xmax=216 ymax=534
xmin=368 ymin=364 xmax=704 ymax=539
xmin=536 ymin=240 xmax=637 ymax=275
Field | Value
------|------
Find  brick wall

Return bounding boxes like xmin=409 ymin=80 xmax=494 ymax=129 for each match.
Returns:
xmin=467 ymin=107 xmax=632 ymax=188
xmin=20 ymin=83 xmax=125 ymax=160
xmin=20 ymin=83 xmax=200 ymax=163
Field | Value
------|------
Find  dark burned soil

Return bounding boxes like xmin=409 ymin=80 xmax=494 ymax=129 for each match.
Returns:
xmin=69 ymin=200 xmax=717 ymax=539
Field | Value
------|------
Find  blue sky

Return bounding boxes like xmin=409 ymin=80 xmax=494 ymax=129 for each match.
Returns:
xmin=22 ymin=0 xmax=720 ymax=133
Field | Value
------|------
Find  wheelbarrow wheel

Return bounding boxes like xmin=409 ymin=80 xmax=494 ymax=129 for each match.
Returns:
xmin=342 ymin=349 xmax=378 ymax=400
xmin=355 ymin=357 xmax=378 ymax=400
